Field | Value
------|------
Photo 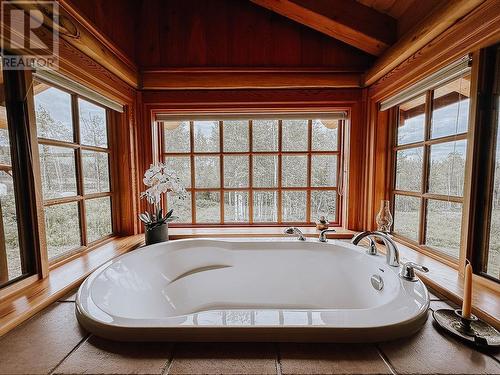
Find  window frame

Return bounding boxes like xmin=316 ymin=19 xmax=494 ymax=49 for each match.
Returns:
xmin=479 ymin=46 xmax=500 ymax=281
xmin=34 ymin=79 xmax=115 ymax=266
xmin=390 ymin=82 xmax=470 ymax=264
xmin=0 ymin=69 xmax=41 ymax=287
xmin=468 ymin=45 xmax=500 ymax=282
xmin=159 ymin=117 xmax=344 ymax=227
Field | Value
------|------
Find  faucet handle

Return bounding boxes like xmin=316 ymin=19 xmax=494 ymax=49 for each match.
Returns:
xmin=400 ymin=262 xmax=429 ymax=281
xmin=366 ymin=237 xmax=378 ymax=255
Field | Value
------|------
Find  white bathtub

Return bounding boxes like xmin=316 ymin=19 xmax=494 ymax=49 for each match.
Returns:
xmin=76 ymin=238 xmax=429 ymax=342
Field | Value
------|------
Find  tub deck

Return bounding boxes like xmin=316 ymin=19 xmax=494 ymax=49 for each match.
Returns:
xmin=76 ymin=238 xmax=429 ymax=342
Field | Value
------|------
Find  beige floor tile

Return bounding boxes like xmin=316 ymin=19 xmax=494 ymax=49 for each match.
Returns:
xmin=53 ymin=335 xmax=172 ymax=374
xmin=168 ymin=342 xmax=277 ymax=375
xmin=279 ymin=343 xmax=390 ymax=375
xmin=379 ymin=314 xmax=500 ymax=374
xmin=0 ymin=302 xmax=87 ymax=375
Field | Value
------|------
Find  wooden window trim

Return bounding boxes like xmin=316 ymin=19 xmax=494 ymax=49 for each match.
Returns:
xmin=390 ymin=79 xmax=471 ymax=264
xmin=160 ymin=118 xmax=343 ymax=227
xmin=34 ymin=79 xmax=115 ymax=265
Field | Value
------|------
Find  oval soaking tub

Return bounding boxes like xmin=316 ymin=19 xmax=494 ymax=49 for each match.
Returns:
xmin=76 ymin=238 xmax=429 ymax=342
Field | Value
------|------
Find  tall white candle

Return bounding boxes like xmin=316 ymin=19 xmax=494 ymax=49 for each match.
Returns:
xmin=462 ymin=261 xmax=473 ymax=319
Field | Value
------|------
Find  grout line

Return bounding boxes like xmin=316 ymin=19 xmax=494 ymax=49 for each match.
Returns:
xmin=275 ymin=343 xmax=283 ymax=375
xmin=487 ymin=353 xmax=500 ymax=365
xmin=48 ymin=333 xmax=90 ymax=375
xmin=375 ymin=344 xmax=398 ymax=375
xmin=162 ymin=342 xmax=177 ymax=375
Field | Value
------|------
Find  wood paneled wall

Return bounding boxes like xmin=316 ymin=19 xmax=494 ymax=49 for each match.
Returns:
xmin=136 ymin=0 xmax=374 ymax=70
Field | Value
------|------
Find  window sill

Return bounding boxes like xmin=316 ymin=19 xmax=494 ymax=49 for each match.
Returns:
xmin=1 ymin=230 xmax=497 ymax=337
xmin=0 ymin=235 xmax=144 ymax=336
xmin=390 ymin=241 xmax=500 ymax=328
xmin=168 ymin=226 xmax=355 ymax=239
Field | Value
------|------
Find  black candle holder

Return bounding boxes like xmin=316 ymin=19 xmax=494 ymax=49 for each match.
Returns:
xmin=432 ymin=308 xmax=500 ymax=347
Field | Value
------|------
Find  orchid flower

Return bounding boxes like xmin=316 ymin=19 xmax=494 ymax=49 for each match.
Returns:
xmin=139 ymin=163 xmax=187 ymax=229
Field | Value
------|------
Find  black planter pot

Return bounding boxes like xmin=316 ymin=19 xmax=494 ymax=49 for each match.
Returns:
xmin=145 ymin=223 xmax=169 ymax=245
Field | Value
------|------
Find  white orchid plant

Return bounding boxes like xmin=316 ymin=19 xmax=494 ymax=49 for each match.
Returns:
xmin=139 ymin=163 xmax=187 ymax=230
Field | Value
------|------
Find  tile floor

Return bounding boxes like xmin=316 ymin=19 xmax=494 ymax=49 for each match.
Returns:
xmin=0 ymin=289 xmax=498 ymax=375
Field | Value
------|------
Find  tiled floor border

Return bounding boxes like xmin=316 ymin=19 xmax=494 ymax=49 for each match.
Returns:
xmin=3 ymin=287 xmax=499 ymax=375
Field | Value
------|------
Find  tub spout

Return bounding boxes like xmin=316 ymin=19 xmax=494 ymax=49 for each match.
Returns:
xmin=319 ymin=228 xmax=336 ymax=242
xmin=352 ymin=231 xmax=400 ymax=267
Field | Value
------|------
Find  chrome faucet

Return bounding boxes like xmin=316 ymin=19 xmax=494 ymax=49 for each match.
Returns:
xmin=351 ymin=231 xmax=400 ymax=267
xmin=284 ymin=227 xmax=306 ymax=241
xmin=319 ymin=228 xmax=336 ymax=242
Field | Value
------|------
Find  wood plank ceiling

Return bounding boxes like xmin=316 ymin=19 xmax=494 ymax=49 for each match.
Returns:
xmin=61 ymin=0 xmax=487 ymax=88
xmin=356 ymin=0 xmax=415 ymax=19
xmin=250 ymin=0 xmax=396 ymax=56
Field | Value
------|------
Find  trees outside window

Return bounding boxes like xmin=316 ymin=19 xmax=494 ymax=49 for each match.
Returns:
xmin=34 ymin=82 xmax=113 ymax=262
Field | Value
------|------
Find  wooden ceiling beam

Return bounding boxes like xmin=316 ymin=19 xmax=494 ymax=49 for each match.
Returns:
xmin=141 ymin=68 xmax=362 ymax=90
xmin=364 ymin=0 xmax=486 ymax=86
xmin=250 ymin=0 xmax=396 ymax=56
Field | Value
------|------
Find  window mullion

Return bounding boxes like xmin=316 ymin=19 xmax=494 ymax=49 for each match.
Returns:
xmin=72 ymin=94 xmax=87 ymax=247
xmin=419 ymin=90 xmax=434 ymax=245
xmin=338 ymin=119 xmax=345 ymax=224
xmin=248 ymin=120 xmax=254 ymax=225
xmin=306 ymin=120 xmax=312 ymax=223
xmin=219 ymin=120 xmax=224 ymax=224
xmin=277 ymin=120 xmax=283 ymax=224
xmin=190 ymin=121 xmax=196 ymax=224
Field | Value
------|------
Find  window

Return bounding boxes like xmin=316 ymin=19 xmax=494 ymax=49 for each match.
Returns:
xmin=485 ymin=90 xmax=500 ymax=279
xmin=34 ymin=81 xmax=113 ymax=262
xmin=473 ymin=45 xmax=500 ymax=281
xmin=0 ymin=68 xmax=27 ymax=286
xmin=161 ymin=118 xmax=342 ymax=225
xmin=392 ymin=74 xmax=471 ymax=260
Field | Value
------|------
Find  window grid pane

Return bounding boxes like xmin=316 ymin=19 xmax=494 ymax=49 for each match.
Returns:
xmin=162 ymin=118 xmax=341 ymax=225
xmin=425 ymin=199 xmax=462 ymax=259
xmin=78 ymin=98 xmax=108 ymax=148
xmin=45 ymin=202 xmax=82 ymax=261
xmin=35 ymin=81 xmax=113 ymax=262
xmin=85 ymin=197 xmax=112 ymax=244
